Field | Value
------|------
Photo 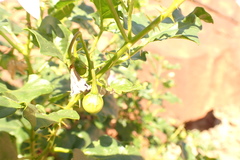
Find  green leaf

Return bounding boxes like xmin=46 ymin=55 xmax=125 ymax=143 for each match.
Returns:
xmin=160 ymin=92 xmax=181 ymax=103
xmin=0 ymin=131 xmax=17 ymax=160
xmin=0 ymin=6 xmax=11 ymax=19
xmin=147 ymin=7 xmax=212 ymax=44
xmin=27 ymin=16 xmax=73 ymax=61
xmin=92 ymin=0 xmax=120 ymax=19
xmin=0 ymin=118 xmax=29 ymax=154
xmin=192 ymin=7 xmax=214 ymax=23
xmin=0 ymin=19 xmax=22 ymax=35
xmin=0 ymin=83 xmax=9 ymax=93
xmin=83 ymin=135 xmax=142 ymax=160
xmin=0 ymin=96 xmax=23 ymax=118
xmin=23 ymin=104 xmax=79 ymax=130
xmin=130 ymin=13 xmax=150 ymax=37
xmin=6 ymin=74 xmax=53 ymax=103
xmin=109 ymin=78 xmax=144 ymax=94
xmin=131 ymin=50 xmax=148 ymax=61
xmin=49 ymin=1 xmax=75 ymax=20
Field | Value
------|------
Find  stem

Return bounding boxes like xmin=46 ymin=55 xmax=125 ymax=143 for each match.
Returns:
xmin=0 ymin=30 xmax=34 ymax=74
xmin=127 ymin=0 xmax=134 ymax=39
xmin=0 ymin=30 xmax=25 ymax=54
xmin=25 ymin=12 xmax=34 ymax=74
xmin=96 ymin=0 xmax=186 ymax=78
xmin=54 ymin=147 xmax=72 ymax=153
xmin=89 ymin=29 xmax=103 ymax=54
xmin=90 ymin=69 xmax=98 ymax=94
xmin=106 ymin=0 xmax=129 ymax=42
xmin=77 ymin=31 xmax=94 ymax=80
xmin=37 ymin=124 xmax=60 ymax=160
xmin=29 ymin=129 xmax=36 ymax=158
xmin=65 ymin=94 xmax=81 ymax=109
xmin=66 ymin=31 xmax=82 ymax=66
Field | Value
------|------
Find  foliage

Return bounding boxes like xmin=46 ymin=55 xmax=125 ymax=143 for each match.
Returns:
xmin=0 ymin=0 xmax=215 ymax=159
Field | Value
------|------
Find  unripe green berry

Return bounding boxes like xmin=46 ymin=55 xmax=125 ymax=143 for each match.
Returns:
xmin=82 ymin=93 xmax=104 ymax=114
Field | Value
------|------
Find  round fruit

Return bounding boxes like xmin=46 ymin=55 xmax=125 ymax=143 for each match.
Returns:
xmin=82 ymin=93 xmax=104 ymax=114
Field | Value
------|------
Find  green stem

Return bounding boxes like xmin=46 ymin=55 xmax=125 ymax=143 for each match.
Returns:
xmin=127 ymin=0 xmax=134 ymax=39
xmin=25 ymin=12 xmax=34 ymax=74
xmin=30 ymin=129 xmax=36 ymax=159
xmin=90 ymin=69 xmax=98 ymax=94
xmin=65 ymin=94 xmax=81 ymax=109
xmin=0 ymin=30 xmax=34 ymax=74
xmin=77 ymin=31 xmax=94 ymax=80
xmin=106 ymin=0 xmax=128 ymax=42
xmin=37 ymin=124 xmax=60 ymax=160
xmin=89 ymin=29 xmax=103 ymax=54
xmin=66 ymin=31 xmax=82 ymax=67
xmin=0 ymin=30 xmax=25 ymax=54
xmin=96 ymin=0 xmax=186 ymax=78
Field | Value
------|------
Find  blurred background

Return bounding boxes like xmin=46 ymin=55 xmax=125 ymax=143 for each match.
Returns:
xmin=140 ymin=0 xmax=240 ymax=159
xmin=1 ymin=0 xmax=240 ymax=159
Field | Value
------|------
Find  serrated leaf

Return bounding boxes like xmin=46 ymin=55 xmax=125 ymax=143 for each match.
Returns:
xmin=110 ymin=78 xmax=144 ymax=94
xmin=27 ymin=16 xmax=73 ymax=61
xmin=147 ymin=7 xmax=212 ymax=44
xmin=27 ymin=29 xmax=64 ymax=60
xmin=23 ymin=104 xmax=80 ymax=130
xmin=0 ymin=96 xmax=23 ymax=118
xmin=6 ymin=74 xmax=53 ymax=103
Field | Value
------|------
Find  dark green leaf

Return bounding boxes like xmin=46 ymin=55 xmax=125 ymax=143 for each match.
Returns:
xmin=92 ymin=0 xmax=120 ymax=19
xmin=38 ymin=16 xmax=64 ymax=38
xmin=130 ymin=13 xmax=150 ymax=37
xmin=49 ymin=1 xmax=75 ymax=20
xmin=0 ymin=131 xmax=17 ymax=160
xmin=131 ymin=50 xmax=148 ymax=61
xmin=0 ymin=96 xmax=23 ymax=118
xmin=192 ymin=7 xmax=214 ymax=23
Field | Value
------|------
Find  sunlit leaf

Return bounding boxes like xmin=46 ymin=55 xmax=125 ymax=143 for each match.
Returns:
xmin=23 ymin=104 xmax=80 ymax=130
xmin=110 ymin=78 xmax=144 ymax=94
xmin=27 ymin=16 xmax=73 ymax=61
xmin=7 ymin=74 xmax=53 ymax=103
xmin=83 ymin=135 xmax=142 ymax=160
